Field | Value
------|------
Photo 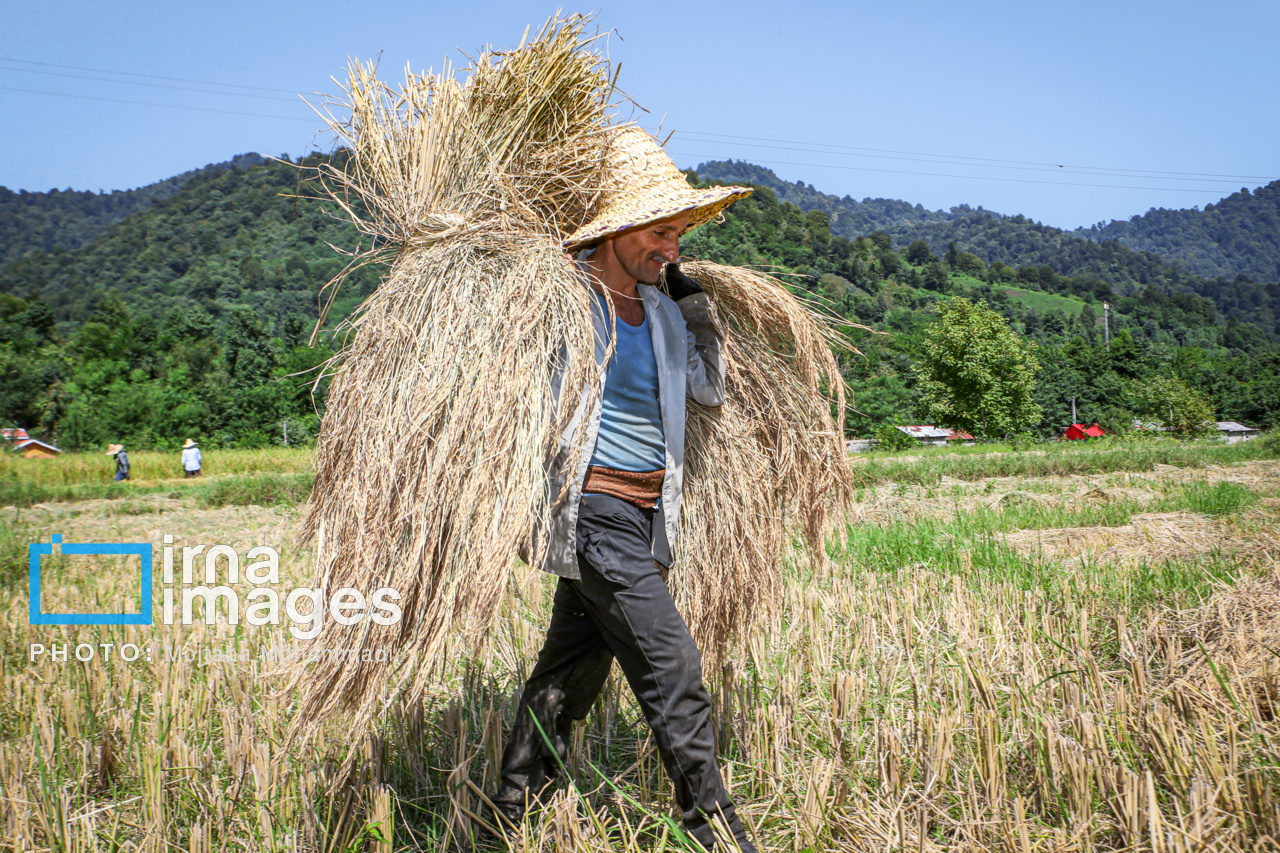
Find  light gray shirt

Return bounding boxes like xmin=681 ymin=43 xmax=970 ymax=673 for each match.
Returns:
xmin=539 ymin=281 xmax=725 ymax=578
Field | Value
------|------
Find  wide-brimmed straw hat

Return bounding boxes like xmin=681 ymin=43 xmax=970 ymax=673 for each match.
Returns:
xmin=182 ymin=438 xmax=198 ymax=449
xmin=564 ymin=127 xmax=752 ymax=251
xmin=105 ymin=443 xmax=123 ymax=456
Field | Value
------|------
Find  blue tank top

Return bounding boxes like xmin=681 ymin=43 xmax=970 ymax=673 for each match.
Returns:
xmin=589 ymin=290 xmax=667 ymax=472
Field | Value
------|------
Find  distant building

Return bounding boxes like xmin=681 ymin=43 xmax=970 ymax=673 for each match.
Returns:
xmin=2 ymin=428 xmax=30 ymax=443
xmin=846 ymin=438 xmax=875 ymax=454
xmin=1062 ymin=422 xmax=1106 ymax=441
xmin=896 ymin=425 xmax=976 ymax=447
xmin=1216 ymin=421 xmax=1260 ymax=444
xmin=1132 ymin=419 xmax=1262 ymax=442
xmin=14 ymin=438 xmax=61 ymax=458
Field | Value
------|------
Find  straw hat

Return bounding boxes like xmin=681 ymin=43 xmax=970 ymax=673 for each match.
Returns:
xmin=182 ymin=438 xmax=198 ymax=449
xmin=105 ymin=444 xmax=123 ymax=456
xmin=564 ymin=127 xmax=752 ymax=251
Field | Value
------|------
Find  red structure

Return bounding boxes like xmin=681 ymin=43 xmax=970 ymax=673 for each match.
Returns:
xmin=1062 ymin=422 xmax=1106 ymax=441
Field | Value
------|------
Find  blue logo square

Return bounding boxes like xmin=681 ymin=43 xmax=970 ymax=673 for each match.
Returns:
xmin=29 ymin=534 xmax=153 ymax=625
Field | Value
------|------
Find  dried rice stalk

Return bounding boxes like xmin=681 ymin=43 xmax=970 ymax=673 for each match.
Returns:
xmin=674 ymin=261 xmax=857 ymax=657
xmin=1158 ymin=572 xmax=1280 ymax=716
xmin=284 ymin=15 xmax=613 ymax=743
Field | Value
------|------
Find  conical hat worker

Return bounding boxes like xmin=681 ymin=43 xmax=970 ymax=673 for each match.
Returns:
xmin=181 ymin=439 xmax=202 ymax=477
xmin=105 ymin=443 xmax=129 ymax=481
xmin=490 ymin=128 xmax=758 ymax=852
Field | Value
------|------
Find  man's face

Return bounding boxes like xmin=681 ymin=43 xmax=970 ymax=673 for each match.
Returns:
xmin=608 ymin=212 xmax=691 ymax=284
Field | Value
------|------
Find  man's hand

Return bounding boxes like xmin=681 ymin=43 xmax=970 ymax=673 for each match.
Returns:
xmin=663 ymin=263 xmax=704 ymax=302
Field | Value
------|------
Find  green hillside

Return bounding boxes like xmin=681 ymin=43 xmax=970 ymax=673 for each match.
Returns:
xmin=0 ymin=153 xmax=377 ymax=331
xmin=1080 ymin=182 xmax=1280 ymax=283
xmin=0 ymin=153 xmax=268 ymax=268
xmin=680 ymin=176 xmax=1280 ymax=437
xmin=696 ymin=161 xmax=1280 ymax=337
xmin=0 ymin=154 xmax=361 ymax=449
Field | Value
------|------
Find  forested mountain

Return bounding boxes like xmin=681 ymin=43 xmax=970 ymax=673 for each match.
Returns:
xmin=696 ymin=161 xmax=1280 ymax=336
xmin=0 ymin=154 xmax=364 ymax=450
xmin=1 ymin=151 xmax=1277 ymax=450
xmin=679 ymin=176 xmax=1280 ymax=437
xmin=1078 ymin=182 xmax=1280 ymax=283
xmin=0 ymin=153 xmax=268 ymax=267
xmin=0 ymin=154 xmax=379 ymax=332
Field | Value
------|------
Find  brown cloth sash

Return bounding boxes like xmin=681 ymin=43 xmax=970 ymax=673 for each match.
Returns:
xmin=582 ymin=465 xmax=665 ymax=509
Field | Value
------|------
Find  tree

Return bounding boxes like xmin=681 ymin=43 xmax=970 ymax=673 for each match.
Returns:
xmin=914 ymin=297 xmax=1042 ymax=439
xmin=954 ymin=251 xmax=986 ymax=277
xmin=1077 ymin=303 xmax=1097 ymax=341
xmin=923 ymin=260 xmax=950 ymax=292
xmin=945 ymin=242 xmax=959 ymax=267
xmin=804 ymin=209 xmax=831 ymax=245
xmin=1131 ymin=375 xmax=1216 ymax=438
xmin=905 ymin=239 xmax=933 ymax=266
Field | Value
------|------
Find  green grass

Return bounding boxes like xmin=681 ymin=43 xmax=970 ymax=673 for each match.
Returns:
xmin=1182 ymin=480 xmax=1259 ymax=516
xmin=194 ymin=473 xmax=315 ymax=508
xmin=997 ymin=286 xmax=1088 ymax=317
xmin=853 ymin=437 xmax=1279 ymax=486
xmin=0 ymin=479 xmax=178 ymax=508
xmin=836 ymin=503 xmax=1241 ymax=613
xmin=0 ymin=447 xmax=317 ymax=508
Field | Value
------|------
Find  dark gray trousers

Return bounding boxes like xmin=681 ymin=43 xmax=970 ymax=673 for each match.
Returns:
xmin=494 ymin=494 xmax=748 ymax=848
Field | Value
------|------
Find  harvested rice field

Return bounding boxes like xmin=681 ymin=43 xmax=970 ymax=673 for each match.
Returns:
xmin=2 ymin=441 xmax=1279 ymax=851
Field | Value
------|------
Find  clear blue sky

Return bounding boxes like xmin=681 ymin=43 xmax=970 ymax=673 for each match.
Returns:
xmin=2 ymin=1 xmax=1276 ymax=230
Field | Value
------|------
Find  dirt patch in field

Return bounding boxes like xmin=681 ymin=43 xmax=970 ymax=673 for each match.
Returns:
xmin=1079 ymin=486 xmax=1161 ymax=505
xmin=1001 ymin=511 xmax=1279 ymax=564
xmin=1157 ymin=459 xmax=1280 ymax=494
xmin=2 ymin=497 xmax=300 ymax=558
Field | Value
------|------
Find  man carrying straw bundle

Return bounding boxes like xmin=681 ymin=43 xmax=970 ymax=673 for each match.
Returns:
xmin=487 ymin=128 xmax=757 ymax=853
xmin=294 ymin=16 xmax=851 ymax=850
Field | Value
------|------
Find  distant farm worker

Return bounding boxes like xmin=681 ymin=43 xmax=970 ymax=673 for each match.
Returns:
xmin=106 ymin=443 xmax=129 ymax=481
xmin=489 ymin=129 xmax=757 ymax=852
xmin=181 ymin=438 xmax=202 ymax=477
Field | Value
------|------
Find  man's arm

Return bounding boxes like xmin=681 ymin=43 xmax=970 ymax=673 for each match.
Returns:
xmin=665 ymin=264 xmax=725 ymax=407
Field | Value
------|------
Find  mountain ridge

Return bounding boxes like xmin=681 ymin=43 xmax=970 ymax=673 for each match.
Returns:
xmin=0 ymin=153 xmax=268 ymax=268
xmin=695 ymin=160 xmax=1280 ymax=335
xmin=696 ymin=160 xmax=1280 ymax=286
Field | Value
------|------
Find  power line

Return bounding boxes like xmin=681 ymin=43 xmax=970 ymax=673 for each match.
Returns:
xmin=0 ymin=85 xmax=318 ymax=123
xmin=0 ymin=56 xmax=302 ymax=95
xmin=669 ymin=132 xmax=1262 ymax=185
xmin=3 ymin=55 xmax=1269 ymax=190
xmin=0 ymin=63 xmax=303 ymax=103
xmin=673 ymin=130 xmax=1276 ymax=182
xmin=667 ymin=150 xmax=1238 ymax=194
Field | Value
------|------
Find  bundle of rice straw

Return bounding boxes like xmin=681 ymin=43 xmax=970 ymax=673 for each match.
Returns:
xmin=672 ymin=260 xmax=853 ymax=658
xmin=287 ymin=15 xmax=612 ymax=736
xmin=286 ymin=14 xmax=855 ymax=742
